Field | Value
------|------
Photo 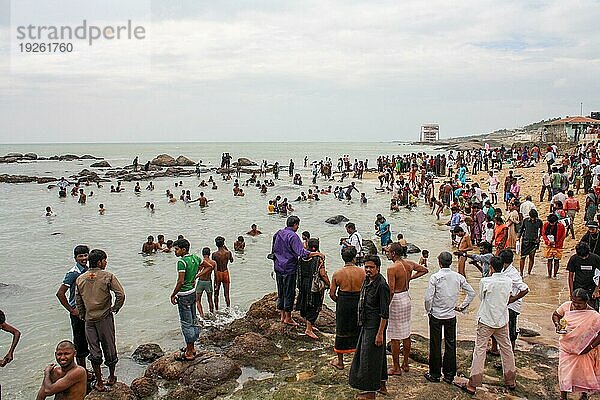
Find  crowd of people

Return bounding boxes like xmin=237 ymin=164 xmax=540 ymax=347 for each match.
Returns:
xmin=4 ymin=141 xmax=600 ymax=399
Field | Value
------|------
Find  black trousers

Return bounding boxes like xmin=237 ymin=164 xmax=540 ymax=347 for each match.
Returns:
xmin=428 ymin=315 xmax=456 ymax=380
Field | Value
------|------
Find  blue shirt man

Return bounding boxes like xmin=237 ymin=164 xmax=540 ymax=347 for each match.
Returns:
xmin=272 ymin=216 xmax=323 ymax=325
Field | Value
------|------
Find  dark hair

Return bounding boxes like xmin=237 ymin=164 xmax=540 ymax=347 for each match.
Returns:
xmin=166 ymin=240 xmax=173 ymax=247
xmin=173 ymin=238 xmax=190 ymax=251
xmin=0 ymin=309 xmax=5 ymax=325
xmin=576 ymin=242 xmax=591 ymax=257
xmin=202 ymin=247 xmax=211 ymax=256
xmin=56 ymin=340 xmax=76 ymax=350
xmin=237 ymin=236 xmax=244 ymax=241
xmin=573 ymin=287 xmax=590 ymax=302
xmin=478 ymin=241 xmax=493 ymax=252
xmin=453 ymin=226 xmax=464 ymax=234
xmin=215 ymin=236 xmax=225 ymax=247
xmin=341 ymin=246 xmax=357 ymax=262
xmin=302 ymin=231 xmax=310 ymax=240
xmin=422 ymin=249 xmax=429 ymax=257
xmin=529 ymin=209 xmax=538 ymax=219
xmin=388 ymin=243 xmax=404 ymax=257
xmin=73 ymin=245 xmax=89 ymax=258
xmin=363 ymin=254 xmax=381 ymax=268
xmin=286 ymin=215 xmax=300 ymax=227
xmin=88 ymin=249 xmax=107 ymax=268
xmin=345 ymin=222 xmax=356 ymax=230
xmin=307 ymin=238 xmax=320 ymax=252
xmin=147 ymin=235 xmax=154 ymax=241
xmin=490 ymin=256 xmax=503 ymax=273
xmin=548 ymin=214 xmax=559 ymax=223
xmin=498 ymin=249 xmax=514 ymax=265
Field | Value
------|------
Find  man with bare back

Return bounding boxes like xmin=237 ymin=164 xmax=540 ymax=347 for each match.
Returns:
xmin=329 ymin=247 xmax=366 ymax=370
xmin=196 ymin=247 xmax=216 ymax=318
xmin=36 ymin=340 xmax=86 ymax=400
xmin=386 ymin=243 xmax=428 ymax=375
xmin=212 ymin=236 xmax=233 ymax=310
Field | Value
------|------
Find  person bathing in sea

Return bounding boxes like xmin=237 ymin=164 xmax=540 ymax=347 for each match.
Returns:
xmin=195 ymin=247 xmax=216 ymax=319
xmin=247 ymin=224 xmax=262 ymax=236
xmin=234 ymin=236 xmax=245 ymax=251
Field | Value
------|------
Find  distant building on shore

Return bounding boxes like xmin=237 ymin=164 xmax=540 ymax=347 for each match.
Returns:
xmin=420 ymin=124 xmax=439 ymax=142
xmin=543 ymin=116 xmax=600 ymax=143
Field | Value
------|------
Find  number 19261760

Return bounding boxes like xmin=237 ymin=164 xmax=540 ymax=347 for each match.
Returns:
xmin=19 ymin=42 xmax=73 ymax=53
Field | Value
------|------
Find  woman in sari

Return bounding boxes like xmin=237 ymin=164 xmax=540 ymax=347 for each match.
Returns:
xmin=296 ymin=238 xmax=330 ymax=339
xmin=552 ymin=289 xmax=600 ymax=400
xmin=492 ymin=216 xmax=508 ymax=255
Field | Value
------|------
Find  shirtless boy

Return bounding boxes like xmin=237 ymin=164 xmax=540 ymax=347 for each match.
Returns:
xmin=36 ymin=340 xmax=86 ymax=400
xmin=234 ymin=236 xmax=245 ymax=251
xmin=196 ymin=247 xmax=216 ymax=318
xmin=453 ymin=226 xmax=473 ymax=277
xmin=213 ymin=236 xmax=234 ymax=310
xmin=247 ymin=224 xmax=262 ymax=236
xmin=141 ymin=236 xmax=157 ymax=254
xmin=387 ymin=243 xmax=428 ymax=375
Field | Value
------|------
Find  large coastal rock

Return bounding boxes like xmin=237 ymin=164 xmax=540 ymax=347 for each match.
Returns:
xmin=0 ymin=174 xmax=57 ymax=184
xmin=225 ymin=332 xmax=283 ymax=363
xmin=132 ymin=343 xmax=164 ymax=363
xmin=85 ymin=382 xmax=135 ymax=399
xmin=235 ymin=157 xmax=258 ymax=167
xmin=145 ymin=351 xmax=241 ymax=394
xmin=151 ymin=154 xmax=177 ymax=167
xmin=130 ymin=377 xmax=158 ymax=398
xmin=176 ymin=155 xmax=196 ymax=166
xmin=325 ymin=215 xmax=349 ymax=224
xmin=90 ymin=161 xmax=111 ymax=168
xmin=407 ymin=243 xmax=421 ymax=254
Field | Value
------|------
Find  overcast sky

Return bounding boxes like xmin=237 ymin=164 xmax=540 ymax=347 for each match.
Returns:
xmin=0 ymin=0 xmax=598 ymax=143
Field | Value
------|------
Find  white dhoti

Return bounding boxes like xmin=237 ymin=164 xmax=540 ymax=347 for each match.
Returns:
xmin=386 ymin=291 xmax=411 ymax=340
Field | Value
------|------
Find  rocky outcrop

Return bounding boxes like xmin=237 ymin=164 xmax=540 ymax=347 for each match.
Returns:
xmin=145 ymin=351 xmax=241 ymax=396
xmin=132 ymin=343 xmax=164 ymax=363
xmin=151 ymin=154 xmax=177 ymax=167
xmin=325 ymin=215 xmax=349 ymax=224
xmin=407 ymin=243 xmax=421 ymax=254
xmin=235 ymin=157 xmax=257 ymax=167
xmin=0 ymin=174 xmax=57 ymax=184
xmin=90 ymin=161 xmax=111 ymax=168
xmin=0 ymin=153 xmax=101 ymax=163
xmin=85 ymin=382 xmax=135 ymax=399
xmin=225 ymin=332 xmax=283 ymax=364
xmin=176 ymin=155 xmax=195 ymax=166
xmin=130 ymin=377 xmax=158 ymax=398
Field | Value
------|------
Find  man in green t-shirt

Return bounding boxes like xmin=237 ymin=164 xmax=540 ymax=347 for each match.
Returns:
xmin=170 ymin=238 xmax=200 ymax=361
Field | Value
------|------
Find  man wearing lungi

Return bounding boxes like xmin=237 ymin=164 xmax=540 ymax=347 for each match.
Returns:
xmin=386 ymin=243 xmax=428 ymax=375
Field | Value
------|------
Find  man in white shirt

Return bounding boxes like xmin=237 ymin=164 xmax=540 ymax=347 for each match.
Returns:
xmin=461 ymin=256 xmax=516 ymax=395
xmin=494 ymin=250 xmax=529 ymax=352
xmin=341 ymin=222 xmax=363 ymax=259
xmin=519 ymin=195 xmax=536 ymax=219
xmin=423 ymin=252 xmax=475 ymax=384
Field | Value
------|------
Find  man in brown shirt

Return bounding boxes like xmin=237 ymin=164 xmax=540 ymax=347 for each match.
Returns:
xmin=386 ymin=243 xmax=428 ymax=375
xmin=75 ymin=249 xmax=125 ymax=392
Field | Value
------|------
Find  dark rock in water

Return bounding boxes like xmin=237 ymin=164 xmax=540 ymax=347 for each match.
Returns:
xmin=0 ymin=174 xmax=37 ymax=183
xmin=80 ymin=154 xmax=102 ymax=160
xmin=407 ymin=243 xmax=421 ymax=254
xmin=84 ymin=382 xmax=135 ymax=399
xmin=325 ymin=215 xmax=349 ymax=224
xmin=23 ymin=153 xmax=37 ymax=160
xmin=519 ymin=328 xmax=540 ymax=337
xmin=59 ymin=154 xmax=80 ymax=161
xmin=5 ymin=152 xmax=23 ymax=158
xmin=130 ymin=376 xmax=158 ymax=398
xmin=235 ymin=157 xmax=257 ymax=167
xmin=51 ymin=232 xmax=62 ymax=235
xmin=158 ymin=386 xmax=201 ymax=400
xmin=47 ymin=184 xmax=56 ymax=189
xmin=362 ymin=239 xmax=378 ymax=255
xmin=145 ymin=351 xmax=241 ymax=392
xmin=226 ymin=332 xmax=283 ymax=363
xmin=132 ymin=343 xmax=164 ymax=363
xmin=176 ymin=155 xmax=196 ymax=166
xmin=151 ymin=154 xmax=177 ymax=167
xmin=36 ymin=177 xmax=57 ymax=184
xmin=90 ymin=161 xmax=111 ymax=168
